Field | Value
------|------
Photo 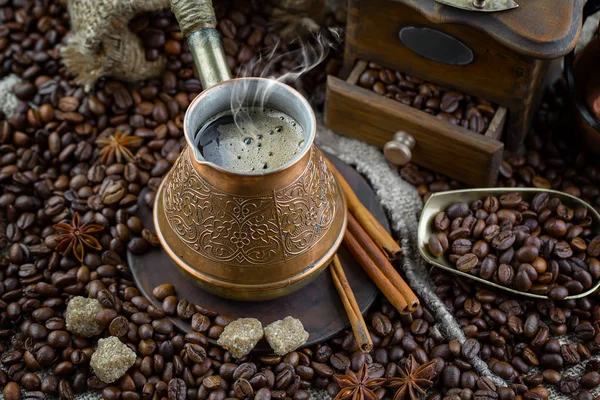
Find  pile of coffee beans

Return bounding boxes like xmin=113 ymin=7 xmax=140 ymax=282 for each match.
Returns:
xmin=358 ymin=63 xmax=498 ymax=134
xmin=433 ymin=269 xmax=600 ymax=399
xmin=428 ymin=192 xmax=600 ymax=299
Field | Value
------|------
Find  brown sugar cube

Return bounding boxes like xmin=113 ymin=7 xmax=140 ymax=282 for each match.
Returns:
xmin=264 ymin=316 xmax=309 ymax=356
xmin=217 ymin=318 xmax=263 ymax=359
xmin=65 ymin=296 xmax=105 ymax=337
xmin=90 ymin=336 xmax=137 ymax=383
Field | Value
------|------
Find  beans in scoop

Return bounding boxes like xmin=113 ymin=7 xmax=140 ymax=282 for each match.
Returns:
xmin=428 ymin=192 xmax=600 ymax=299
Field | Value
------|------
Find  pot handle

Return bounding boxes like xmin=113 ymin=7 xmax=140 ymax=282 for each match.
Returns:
xmin=564 ymin=0 xmax=600 ymax=132
xmin=171 ymin=0 xmax=231 ymax=90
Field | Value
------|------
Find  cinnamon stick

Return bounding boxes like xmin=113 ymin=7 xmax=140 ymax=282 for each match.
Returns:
xmin=347 ymin=213 xmax=419 ymax=313
xmin=324 ymin=156 xmax=402 ymax=260
xmin=330 ymin=255 xmax=373 ymax=353
xmin=343 ymin=229 xmax=410 ymax=314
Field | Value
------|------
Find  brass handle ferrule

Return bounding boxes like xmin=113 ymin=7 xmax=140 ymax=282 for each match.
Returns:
xmin=171 ymin=0 xmax=216 ymax=35
xmin=171 ymin=0 xmax=231 ymax=89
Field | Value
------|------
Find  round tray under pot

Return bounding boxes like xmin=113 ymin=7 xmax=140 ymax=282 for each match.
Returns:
xmin=128 ymin=152 xmax=389 ymax=350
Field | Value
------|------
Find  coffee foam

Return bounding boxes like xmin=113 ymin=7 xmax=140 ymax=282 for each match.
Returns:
xmin=197 ymin=107 xmax=305 ymax=174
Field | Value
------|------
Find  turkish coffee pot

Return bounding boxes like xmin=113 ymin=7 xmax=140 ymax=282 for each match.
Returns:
xmin=153 ymin=0 xmax=347 ymax=301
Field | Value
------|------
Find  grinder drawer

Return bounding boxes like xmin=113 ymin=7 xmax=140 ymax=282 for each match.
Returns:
xmin=325 ymin=61 xmax=507 ymax=187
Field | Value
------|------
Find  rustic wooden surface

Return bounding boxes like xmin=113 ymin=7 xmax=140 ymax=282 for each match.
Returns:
xmin=128 ymin=153 xmax=387 ymax=351
xmin=343 ymin=0 xmax=561 ymax=153
xmin=325 ymin=74 xmax=504 ymax=187
xmin=387 ymin=0 xmax=583 ymax=59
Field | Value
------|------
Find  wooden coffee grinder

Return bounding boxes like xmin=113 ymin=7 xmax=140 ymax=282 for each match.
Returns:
xmin=326 ymin=0 xmax=583 ymax=186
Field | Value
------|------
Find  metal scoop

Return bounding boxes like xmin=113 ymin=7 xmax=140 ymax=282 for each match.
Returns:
xmin=418 ymin=188 xmax=600 ymax=300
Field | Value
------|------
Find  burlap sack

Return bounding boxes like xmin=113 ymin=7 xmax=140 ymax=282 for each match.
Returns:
xmin=60 ymin=0 xmax=170 ymax=91
xmin=60 ymin=0 xmax=332 ymax=89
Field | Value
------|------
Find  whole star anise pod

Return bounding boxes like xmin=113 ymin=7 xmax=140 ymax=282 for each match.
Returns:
xmin=388 ymin=355 xmax=437 ymax=400
xmin=53 ymin=213 xmax=103 ymax=262
xmin=95 ymin=129 xmax=143 ymax=164
xmin=333 ymin=363 xmax=385 ymax=400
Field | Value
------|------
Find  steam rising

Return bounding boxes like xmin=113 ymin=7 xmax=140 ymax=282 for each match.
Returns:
xmin=229 ymin=28 xmax=343 ymax=140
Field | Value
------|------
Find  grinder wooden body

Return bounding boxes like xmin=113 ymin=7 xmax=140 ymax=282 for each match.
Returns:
xmin=326 ymin=0 xmax=583 ymax=186
xmin=343 ymin=0 xmax=583 ymax=154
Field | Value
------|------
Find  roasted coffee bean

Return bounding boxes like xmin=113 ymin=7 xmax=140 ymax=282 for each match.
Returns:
xmin=452 ymin=239 xmax=472 ymax=256
xmin=371 ymin=313 xmax=392 ymax=336
xmin=447 ymin=203 xmax=470 ymax=219
xmin=167 ymin=378 xmax=186 ymax=400
xmin=588 ymin=235 xmax=600 ymax=257
xmin=255 ymin=388 xmax=272 ymax=400
xmin=456 ymin=253 xmax=478 ymax=272
xmin=581 ymin=371 xmax=600 ymax=389
xmin=191 ymin=313 xmax=211 ymax=332
xmin=541 ymin=369 xmax=561 ymax=384
xmin=233 ymin=363 xmax=257 ymax=380
xmin=558 ymin=376 xmax=580 ymax=394
xmin=330 ymin=353 xmax=350 ymax=371
xmin=185 ymin=343 xmax=207 ymax=363
xmin=3 ymin=382 xmax=21 ymax=400
xmin=359 ymin=70 xmax=378 ymax=88
xmin=434 ymin=212 xmax=450 ymax=231
xmin=442 ymin=365 xmax=460 ymax=388
xmin=152 ymin=283 xmax=175 ymax=300
xmin=490 ymin=361 xmax=516 ymax=381
xmin=109 ymin=316 xmax=129 ymax=337
xmin=162 ymin=296 xmax=177 ymax=315
xmin=461 ymin=338 xmax=481 ymax=359
xmin=514 ymin=270 xmax=532 ymax=291
xmin=58 ymin=380 xmax=74 ymax=400
xmin=491 ymin=230 xmax=515 ymax=251
xmin=539 ymin=353 xmax=563 ymax=370
xmin=152 ymin=318 xmax=174 ymax=335
xmin=499 ymin=192 xmax=521 ymax=208
xmin=561 ymin=343 xmax=580 ymax=365
xmin=427 ymin=235 xmax=444 ymax=257
xmin=548 ymin=285 xmax=568 ymax=300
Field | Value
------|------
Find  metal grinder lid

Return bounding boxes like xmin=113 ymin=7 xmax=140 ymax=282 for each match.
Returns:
xmin=395 ymin=0 xmax=584 ymax=59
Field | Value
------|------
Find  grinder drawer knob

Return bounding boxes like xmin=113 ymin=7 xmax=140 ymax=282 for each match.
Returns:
xmin=384 ymin=131 xmax=416 ymax=167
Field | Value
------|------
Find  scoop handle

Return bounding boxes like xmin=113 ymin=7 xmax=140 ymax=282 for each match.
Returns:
xmin=171 ymin=0 xmax=231 ymax=89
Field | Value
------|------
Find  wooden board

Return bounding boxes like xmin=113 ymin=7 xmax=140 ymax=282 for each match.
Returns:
xmin=128 ymin=153 xmax=388 ymax=351
xmin=325 ymin=74 xmax=504 ymax=187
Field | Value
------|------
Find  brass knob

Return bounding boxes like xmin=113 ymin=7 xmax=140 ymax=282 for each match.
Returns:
xmin=383 ymin=131 xmax=415 ymax=167
xmin=472 ymin=0 xmax=486 ymax=9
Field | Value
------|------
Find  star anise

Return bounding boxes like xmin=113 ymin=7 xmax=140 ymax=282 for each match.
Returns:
xmin=95 ymin=129 xmax=143 ymax=164
xmin=333 ymin=363 xmax=385 ymax=400
xmin=53 ymin=213 xmax=103 ymax=262
xmin=388 ymin=355 xmax=437 ymax=400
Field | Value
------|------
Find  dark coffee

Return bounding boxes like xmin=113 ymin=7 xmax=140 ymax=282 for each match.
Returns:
xmin=195 ymin=107 xmax=305 ymax=173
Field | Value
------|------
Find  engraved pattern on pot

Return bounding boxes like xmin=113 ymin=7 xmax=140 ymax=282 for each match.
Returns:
xmin=162 ymin=147 xmax=336 ymax=265
xmin=275 ymin=149 xmax=336 ymax=255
